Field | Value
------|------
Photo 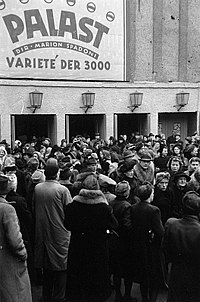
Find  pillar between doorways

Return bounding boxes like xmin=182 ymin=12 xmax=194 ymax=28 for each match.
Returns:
xmin=149 ymin=113 xmax=158 ymax=136
xmin=106 ymin=114 xmax=114 ymax=141
xmin=57 ymin=114 xmax=66 ymax=145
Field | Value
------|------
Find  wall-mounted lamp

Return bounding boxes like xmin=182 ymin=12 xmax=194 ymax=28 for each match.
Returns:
xmin=127 ymin=92 xmax=143 ymax=112
xmin=174 ymin=92 xmax=189 ymax=111
xmin=27 ymin=89 xmax=43 ymax=113
xmin=80 ymin=90 xmax=95 ymax=113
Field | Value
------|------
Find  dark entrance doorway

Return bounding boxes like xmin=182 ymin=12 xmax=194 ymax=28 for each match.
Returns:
xmin=11 ymin=114 xmax=57 ymax=145
xmin=158 ymin=112 xmax=197 ymax=145
xmin=116 ymin=113 xmax=149 ymax=139
xmin=67 ymin=114 xmax=105 ymax=141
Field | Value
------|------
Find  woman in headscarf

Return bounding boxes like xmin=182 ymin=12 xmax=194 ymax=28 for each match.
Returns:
xmin=65 ymin=174 xmax=118 ymax=302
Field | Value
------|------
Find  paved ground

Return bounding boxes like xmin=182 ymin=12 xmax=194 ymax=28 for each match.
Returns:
xmin=32 ymin=282 xmax=168 ymax=302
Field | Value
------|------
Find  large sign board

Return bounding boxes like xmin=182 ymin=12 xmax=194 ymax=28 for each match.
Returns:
xmin=0 ymin=0 xmax=126 ymax=81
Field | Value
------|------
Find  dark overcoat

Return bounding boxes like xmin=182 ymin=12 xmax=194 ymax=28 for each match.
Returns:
xmin=109 ymin=196 xmax=132 ymax=277
xmin=129 ymin=201 xmax=164 ymax=286
xmin=65 ymin=189 xmax=118 ymax=302
xmin=0 ymin=198 xmax=32 ymax=302
xmin=152 ymin=186 xmax=174 ymax=225
xmin=162 ymin=216 xmax=200 ymax=302
xmin=6 ymin=190 xmax=34 ymax=281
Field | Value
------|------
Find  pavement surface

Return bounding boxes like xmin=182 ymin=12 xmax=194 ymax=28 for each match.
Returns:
xmin=32 ymin=282 xmax=168 ymax=302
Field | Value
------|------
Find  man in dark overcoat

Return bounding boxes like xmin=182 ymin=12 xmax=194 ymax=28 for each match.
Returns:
xmin=129 ymin=182 xmax=164 ymax=302
xmin=162 ymin=191 xmax=200 ymax=302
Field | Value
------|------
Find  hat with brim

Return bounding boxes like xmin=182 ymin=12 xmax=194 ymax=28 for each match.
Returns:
xmin=118 ymin=160 xmax=136 ymax=173
xmin=173 ymin=172 xmax=190 ymax=183
xmin=84 ymin=156 xmax=97 ymax=165
xmin=98 ymin=174 xmax=116 ymax=188
xmin=3 ymin=156 xmax=17 ymax=172
xmin=122 ymin=150 xmax=134 ymax=159
xmin=0 ymin=175 xmax=9 ymax=195
xmin=138 ymin=151 xmax=153 ymax=162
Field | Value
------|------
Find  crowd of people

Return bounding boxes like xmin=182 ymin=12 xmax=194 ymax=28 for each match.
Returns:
xmin=1 ymin=130 xmax=200 ymax=302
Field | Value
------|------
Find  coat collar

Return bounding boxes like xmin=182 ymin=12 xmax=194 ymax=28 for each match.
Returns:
xmin=182 ymin=215 xmax=200 ymax=222
xmin=73 ymin=189 xmax=108 ymax=205
xmin=0 ymin=196 xmax=15 ymax=205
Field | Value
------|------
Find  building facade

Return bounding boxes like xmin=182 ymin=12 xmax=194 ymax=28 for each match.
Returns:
xmin=0 ymin=0 xmax=200 ymax=146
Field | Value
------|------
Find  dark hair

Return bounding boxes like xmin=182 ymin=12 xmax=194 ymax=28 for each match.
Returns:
xmin=136 ymin=182 xmax=153 ymax=200
xmin=167 ymin=156 xmax=183 ymax=171
xmin=183 ymin=191 xmax=200 ymax=215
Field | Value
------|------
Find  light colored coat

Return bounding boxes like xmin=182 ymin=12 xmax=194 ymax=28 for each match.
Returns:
xmin=34 ymin=180 xmax=72 ymax=270
xmin=0 ymin=198 xmax=32 ymax=302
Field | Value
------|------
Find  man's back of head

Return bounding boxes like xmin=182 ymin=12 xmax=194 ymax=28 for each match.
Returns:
xmin=44 ymin=158 xmax=59 ymax=180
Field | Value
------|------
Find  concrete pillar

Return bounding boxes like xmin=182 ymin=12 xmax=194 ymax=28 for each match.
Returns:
xmin=106 ymin=113 xmax=114 ymax=141
xmin=57 ymin=114 xmax=66 ymax=144
xmin=149 ymin=112 xmax=158 ymax=135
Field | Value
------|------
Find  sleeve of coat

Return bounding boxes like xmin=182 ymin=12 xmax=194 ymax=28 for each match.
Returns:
xmin=151 ymin=207 xmax=164 ymax=245
xmin=106 ymin=205 xmax=119 ymax=230
xmin=121 ymin=203 xmax=132 ymax=231
xmin=162 ymin=218 xmax=176 ymax=263
xmin=62 ymin=186 xmax=73 ymax=205
xmin=3 ymin=204 xmax=27 ymax=261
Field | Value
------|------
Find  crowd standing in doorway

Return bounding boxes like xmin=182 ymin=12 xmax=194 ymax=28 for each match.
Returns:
xmin=1 ymin=131 xmax=200 ymax=302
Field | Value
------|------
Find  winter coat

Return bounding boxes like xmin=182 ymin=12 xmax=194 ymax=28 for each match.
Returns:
xmin=129 ymin=201 xmax=164 ymax=286
xmin=152 ymin=187 xmax=174 ymax=225
xmin=6 ymin=190 xmax=34 ymax=281
xmin=0 ymin=197 xmax=32 ymax=302
xmin=162 ymin=216 xmax=200 ymax=302
xmin=33 ymin=180 xmax=72 ymax=270
xmin=65 ymin=188 xmax=118 ymax=302
xmin=170 ymin=184 xmax=190 ymax=218
xmin=133 ymin=162 xmax=154 ymax=186
xmin=6 ymin=190 xmax=33 ymax=247
xmin=109 ymin=196 xmax=132 ymax=277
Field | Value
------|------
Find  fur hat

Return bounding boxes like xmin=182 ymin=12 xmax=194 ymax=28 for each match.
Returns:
xmin=115 ymin=180 xmax=130 ymax=198
xmin=82 ymin=174 xmax=99 ymax=190
xmin=183 ymin=191 xmax=200 ymax=215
